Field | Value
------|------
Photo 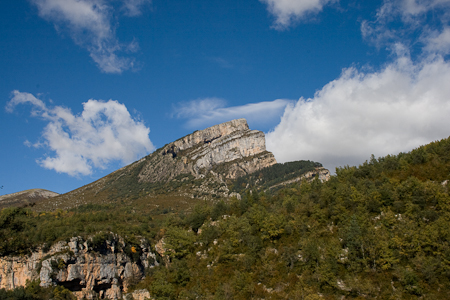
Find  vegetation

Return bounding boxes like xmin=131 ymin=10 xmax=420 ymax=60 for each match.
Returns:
xmin=2 ymin=136 xmax=450 ymax=299
xmin=0 ymin=204 xmax=158 ymax=257
xmin=231 ymin=160 xmax=322 ymax=193
xmin=0 ymin=280 xmax=74 ymax=300
xmin=138 ymin=137 xmax=450 ymax=299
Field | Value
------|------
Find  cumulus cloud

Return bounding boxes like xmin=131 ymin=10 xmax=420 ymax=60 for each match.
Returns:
xmin=267 ymin=0 xmax=450 ymax=172
xmin=6 ymin=90 xmax=154 ymax=176
xmin=260 ymin=0 xmax=337 ymax=29
xmin=266 ymin=55 xmax=450 ymax=171
xmin=30 ymin=0 xmax=149 ymax=73
xmin=173 ymin=98 xmax=292 ymax=130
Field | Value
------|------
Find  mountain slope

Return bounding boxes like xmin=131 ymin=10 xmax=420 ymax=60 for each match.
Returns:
xmin=0 ymin=189 xmax=59 ymax=210
xmin=2 ymin=136 xmax=450 ymax=299
xmin=31 ymin=119 xmax=280 ymax=211
xmin=131 ymin=136 xmax=450 ymax=299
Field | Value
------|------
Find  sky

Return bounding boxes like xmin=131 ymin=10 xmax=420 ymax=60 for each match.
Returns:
xmin=2 ymin=0 xmax=450 ymax=195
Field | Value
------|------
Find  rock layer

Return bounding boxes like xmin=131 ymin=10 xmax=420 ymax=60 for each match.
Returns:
xmin=0 ymin=236 xmax=156 ymax=300
xmin=138 ymin=119 xmax=277 ymax=183
xmin=267 ymin=167 xmax=331 ymax=190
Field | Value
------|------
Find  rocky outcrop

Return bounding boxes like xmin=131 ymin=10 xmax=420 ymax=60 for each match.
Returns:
xmin=170 ymin=118 xmax=250 ymax=152
xmin=138 ymin=119 xmax=277 ymax=183
xmin=0 ymin=235 xmax=157 ymax=300
xmin=128 ymin=289 xmax=152 ymax=300
xmin=303 ymin=167 xmax=331 ymax=182
xmin=268 ymin=167 xmax=331 ymax=190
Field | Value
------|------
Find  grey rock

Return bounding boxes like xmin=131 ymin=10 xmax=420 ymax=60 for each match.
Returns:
xmin=0 ymin=235 xmax=157 ymax=300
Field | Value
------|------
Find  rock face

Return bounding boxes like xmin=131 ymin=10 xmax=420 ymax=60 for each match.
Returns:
xmin=138 ymin=118 xmax=277 ymax=183
xmin=267 ymin=167 xmax=331 ymax=190
xmin=0 ymin=235 xmax=156 ymax=300
xmin=130 ymin=289 xmax=152 ymax=300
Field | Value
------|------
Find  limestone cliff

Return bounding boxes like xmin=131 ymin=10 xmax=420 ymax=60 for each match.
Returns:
xmin=138 ymin=118 xmax=277 ymax=183
xmin=267 ymin=167 xmax=331 ymax=190
xmin=0 ymin=235 xmax=156 ymax=300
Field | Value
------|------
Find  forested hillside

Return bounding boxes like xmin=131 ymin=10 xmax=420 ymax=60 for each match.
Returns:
xmin=231 ymin=160 xmax=322 ymax=193
xmin=2 ymin=136 xmax=450 ymax=299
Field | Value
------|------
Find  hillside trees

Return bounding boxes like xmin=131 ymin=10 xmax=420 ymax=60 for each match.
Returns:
xmin=2 ymin=137 xmax=450 ymax=298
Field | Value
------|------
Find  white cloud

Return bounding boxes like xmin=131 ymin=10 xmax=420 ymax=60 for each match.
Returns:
xmin=390 ymin=0 xmax=450 ymax=18
xmin=122 ymin=0 xmax=151 ymax=16
xmin=424 ymin=26 xmax=450 ymax=55
xmin=266 ymin=54 xmax=450 ymax=172
xmin=173 ymin=98 xmax=292 ymax=130
xmin=6 ymin=90 xmax=46 ymax=112
xmin=6 ymin=91 xmax=154 ymax=176
xmin=30 ymin=0 xmax=148 ymax=73
xmin=362 ymin=0 xmax=450 ymax=52
xmin=264 ymin=0 xmax=450 ymax=172
xmin=260 ymin=0 xmax=337 ymax=29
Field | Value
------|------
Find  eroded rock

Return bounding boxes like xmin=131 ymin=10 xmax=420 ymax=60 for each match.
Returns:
xmin=138 ymin=119 xmax=277 ymax=184
xmin=0 ymin=236 xmax=157 ymax=300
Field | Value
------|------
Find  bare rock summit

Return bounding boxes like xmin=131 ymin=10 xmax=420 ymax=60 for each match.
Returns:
xmin=138 ymin=118 xmax=277 ymax=183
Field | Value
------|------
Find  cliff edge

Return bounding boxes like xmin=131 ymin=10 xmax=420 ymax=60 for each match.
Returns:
xmin=138 ymin=118 xmax=277 ymax=183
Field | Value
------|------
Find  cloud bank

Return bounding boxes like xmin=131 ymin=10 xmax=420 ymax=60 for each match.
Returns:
xmin=267 ymin=0 xmax=450 ymax=172
xmin=30 ymin=0 xmax=150 ymax=73
xmin=260 ymin=0 xmax=337 ymax=29
xmin=6 ymin=91 xmax=154 ymax=176
xmin=173 ymin=98 xmax=292 ymax=130
xmin=266 ymin=55 xmax=450 ymax=171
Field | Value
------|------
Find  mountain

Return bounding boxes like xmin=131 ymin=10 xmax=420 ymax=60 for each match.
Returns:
xmin=0 ymin=119 xmax=331 ymax=300
xmin=141 ymin=118 xmax=276 ymax=181
xmin=0 ymin=189 xmax=59 ymax=210
xmin=30 ymin=119 xmax=324 ymax=212
xmin=2 ymin=130 xmax=450 ymax=299
xmin=0 ymin=119 xmax=329 ymax=299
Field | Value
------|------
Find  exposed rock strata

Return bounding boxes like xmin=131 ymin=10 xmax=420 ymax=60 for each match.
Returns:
xmin=0 ymin=235 xmax=156 ymax=300
xmin=268 ymin=167 xmax=331 ymax=190
xmin=138 ymin=119 xmax=277 ymax=183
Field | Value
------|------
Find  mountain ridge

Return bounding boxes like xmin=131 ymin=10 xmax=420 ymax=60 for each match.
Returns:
xmin=22 ymin=119 xmax=323 ymax=212
xmin=2 ymin=126 xmax=450 ymax=299
xmin=0 ymin=189 xmax=59 ymax=210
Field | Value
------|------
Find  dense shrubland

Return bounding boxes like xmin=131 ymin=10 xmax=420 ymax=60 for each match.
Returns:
xmin=2 ymin=137 xmax=450 ymax=299
xmin=0 ymin=280 xmax=74 ymax=300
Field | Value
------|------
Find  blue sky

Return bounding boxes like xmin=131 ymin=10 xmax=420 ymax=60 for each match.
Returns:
xmin=2 ymin=0 xmax=450 ymax=195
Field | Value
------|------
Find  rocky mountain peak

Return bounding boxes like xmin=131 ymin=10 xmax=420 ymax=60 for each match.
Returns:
xmin=169 ymin=118 xmax=249 ymax=152
xmin=28 ymin=119 xmax=293 ymax=211
xmin=138 ymin=118 xmax=277 ymax=183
